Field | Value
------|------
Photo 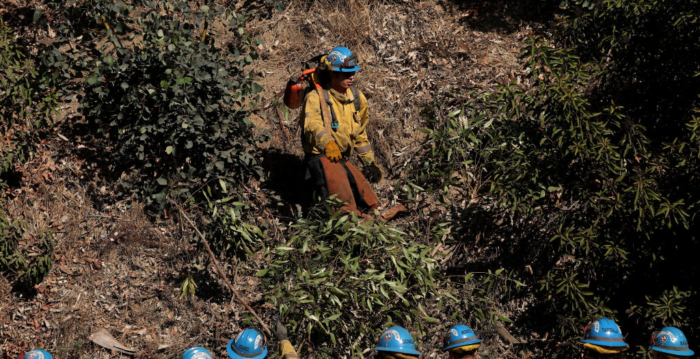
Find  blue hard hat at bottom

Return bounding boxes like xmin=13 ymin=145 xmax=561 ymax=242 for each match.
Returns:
xmin=650 ymin=327 xmax=695 ymax=357
xmin=182 ymin=347 xmax=214 ymax=359
xmin=374 ymin=326 xmax=421 ymax=356
xmin=580 ymin=318 xmax=628 ymax=348
xmin=24 ymin=349 xmax=53 ymax=359
xmin=227 ymin=328 xmax=268 ymax=359
xmin=442 ymin=324 xmax=482 ymax=351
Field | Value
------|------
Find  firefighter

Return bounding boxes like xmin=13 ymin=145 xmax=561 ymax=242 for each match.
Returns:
xmin=300 ymin=46 xmax=382 ymax=215
xmin=650 ymin=327 xmax=694 ymax=359
xmin=374 ymin=326 xmax=421 ymax=359
xmin=442 ymin=324 xmax=482 ymax=359
xmin=580 ymin=318 xmax=629 ymax=358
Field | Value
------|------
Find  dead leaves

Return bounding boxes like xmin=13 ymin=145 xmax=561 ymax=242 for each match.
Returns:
xmin=89 ymin=328 xmax=138 ymax=356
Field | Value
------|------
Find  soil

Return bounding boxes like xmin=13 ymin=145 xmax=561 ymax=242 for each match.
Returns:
xmin=0 ymin=0 xmax=546 ymax=357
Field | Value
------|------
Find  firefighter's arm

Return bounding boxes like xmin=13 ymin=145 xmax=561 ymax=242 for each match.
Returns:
xmin=303 ymin=91 xmax=335 ymax=152
xmin=354 ymin=91 xmax=376 ymax=164
xmin=280 ymin=340 xmax=300 ymax=359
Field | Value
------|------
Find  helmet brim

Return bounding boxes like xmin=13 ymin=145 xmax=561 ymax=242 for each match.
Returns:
xmin=226 ymin=338 xmax=268 ymax=359
xmin=651 ymin=346 xmax=695 ymax=356
xmin=374 ymin=347 xmax=421 ymax=356
xmin=442 ymin=339 xmax=482 ymax=351
xmin=580 ymin=339 xmax=628 ymax=348
xmin=331 ymin=65 xmax=360 ymax=72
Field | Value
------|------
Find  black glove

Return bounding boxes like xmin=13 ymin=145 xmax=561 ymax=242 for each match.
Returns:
xmin=274 ymin=321 xmax=288 ymax=341
xmin=366 ymin=162 xmax=383 ymax=183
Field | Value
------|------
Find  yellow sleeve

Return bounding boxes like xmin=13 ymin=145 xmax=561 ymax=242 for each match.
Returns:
xmin=280 ymin=340 xmax=300 ymax=359
xmin=354 ymin=91 xmax=375 ymax=164
xmin=302 ymin=91 xmax=334 ymax=152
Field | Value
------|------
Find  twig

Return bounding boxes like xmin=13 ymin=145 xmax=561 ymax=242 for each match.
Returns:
xmin=297 ymin=321 xmax=313 ymax=353
xmin=200 ymin=0 xmax=210 ymax=43
xmin=178 ymin=207 xmax=272 ymax=336
xmin=98 ymin=14 xmax=123 ymax=49
xmin=496 ymin=322 xmax=526 ymax=345
xmin=275 ymin=104 xmax=291 ymax=151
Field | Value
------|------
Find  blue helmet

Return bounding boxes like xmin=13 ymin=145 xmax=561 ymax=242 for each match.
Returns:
xmin=580 ymin=318 xmax=628 ymax=348
xmin=326 ymin=47 xmax=360 ymax=72
xmin=227 ymin=328 xmax=268 ymax=359
xmin=650 ymin=327 xmax=694 ymax=357
xmin=182 ymin=347 xmax=214 ymax=359
xmin=23 ymin=349 xmax=53 ymax=359
xmin=442 ymin=324 xmax=482 ymax=351
xmin=374 ymin=326 xmax=421 ymax=356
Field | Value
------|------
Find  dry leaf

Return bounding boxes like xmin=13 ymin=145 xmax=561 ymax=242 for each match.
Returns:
xmin=89 ymin=328 xmax=138 ymax=356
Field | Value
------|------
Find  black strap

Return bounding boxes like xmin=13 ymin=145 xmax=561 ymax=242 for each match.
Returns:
xmin=339 ymin=161 xmax=362 ymax=203
xmin=322 ymin=89 xmax=339 ymax=129
xmin=321 ymin=87 xmax=361 ymax=130
xmin=305 ymin=154 xmax=330 ymax=199
xmin=350 ymin=86 xmax=360 ymax=112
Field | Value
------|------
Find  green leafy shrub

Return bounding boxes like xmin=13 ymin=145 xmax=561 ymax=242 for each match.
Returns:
xmin=0 ymin=209 xmax=55 ymax=288
xmin=459 ymin=269 xmax=524 ymax=325
xmin=34 ymin=0 xmax=135 ymax=94
xmin=79 ymin=1 xmax=264 ymax=206
xmin=260 ymin=200 xmax=446 ymax=356
xmin=408 ymin=0 xmax=700 ymax=350
xmin=0 ymin=20 xmax=59 ymax=183
xmin=202 ymin=183 xmax=264 ymax=258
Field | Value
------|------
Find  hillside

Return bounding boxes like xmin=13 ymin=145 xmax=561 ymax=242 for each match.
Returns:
xmin=2 ymin=0 xmax=699 ymax=358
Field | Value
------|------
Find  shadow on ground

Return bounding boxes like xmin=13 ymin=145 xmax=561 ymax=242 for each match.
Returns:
xmin=440 ymin=0 xmax=561 ymax=33
xmin=260 ymin=148 xmax=312 ymax=216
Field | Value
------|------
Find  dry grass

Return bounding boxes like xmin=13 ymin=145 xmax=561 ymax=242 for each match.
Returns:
xmin=0 ymin=141 xmax=262 ymax=358
xmin=246 ymin=0 xmax=526 ymax=216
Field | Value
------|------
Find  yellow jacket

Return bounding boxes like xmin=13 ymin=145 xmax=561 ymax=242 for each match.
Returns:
xmin=280 ymin=340 xmax=300 ymax=359
xmin=300 ymin=87 xmax=375 ymax=163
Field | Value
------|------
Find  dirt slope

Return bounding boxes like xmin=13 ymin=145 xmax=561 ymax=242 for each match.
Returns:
xmin=249 ymin=0 xmax=530 ymax=216
xmin=1 ymin=0 xmax=538 ymax=357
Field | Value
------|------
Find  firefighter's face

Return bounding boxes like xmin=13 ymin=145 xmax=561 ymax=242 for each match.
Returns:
xmin=331 ymin=71 xmax=355 ymax=91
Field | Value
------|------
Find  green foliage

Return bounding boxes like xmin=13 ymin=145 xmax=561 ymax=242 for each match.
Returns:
xmin=0 ymin=209 xmax=55 ymax=287
xmin=180 ymin=275 xmax=197 ymax=299
xmin=202 ymin=182 xmax=264 ymax=258
xmin=261 ymin=200 xmax=445 ymax=356
xmin=456 ymin=270 xmax=524 ymax=325
xmin=41 ymin=0 xmax=134 ymax=40
xmin=642 ymin=287 xmax=691 ymax=326
xmin=79 ymin=1 xmax=265 ymax=206
xmin=409 ymin=0 xmax=700 ymax=349
xmin=558 ymin=0 xmax=700 ymax=180
xmin=0 ymin=20 xmax=58 ymax=182
xmin=33 ymin=0 xmax=137 ymax=95
xmin=262 ymin=0 xmax=288 ymax=13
